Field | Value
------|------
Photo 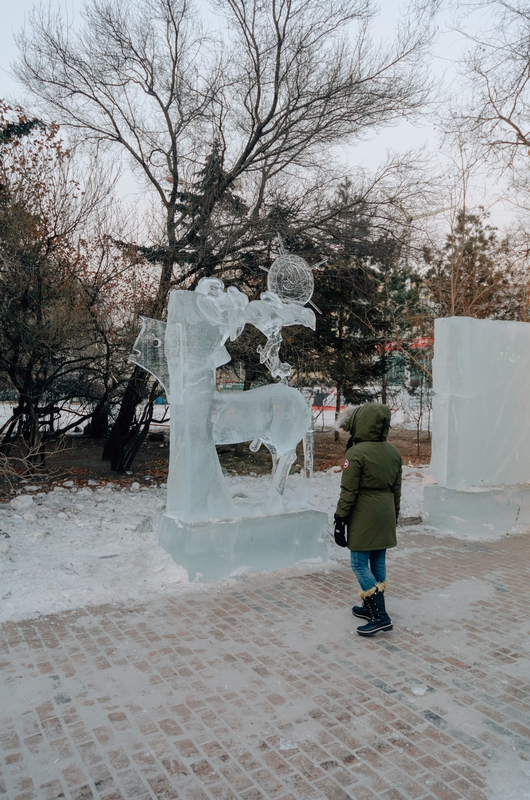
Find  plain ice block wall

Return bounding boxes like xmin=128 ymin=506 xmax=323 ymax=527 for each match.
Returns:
xmin=431 ymin=316 xmax=530 ymax=490
xmin=423 ymin=484 xmax=530 ymax=538
xmin=159 ymin=510 xmax=329 ymax=581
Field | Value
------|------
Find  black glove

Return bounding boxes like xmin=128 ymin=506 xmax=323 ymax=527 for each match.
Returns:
xmin=333 ymin=514 xmax=348 ymax=547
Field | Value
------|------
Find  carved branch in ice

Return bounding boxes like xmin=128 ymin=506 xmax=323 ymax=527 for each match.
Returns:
xmin=257 ymin=328 xmax=289 ymax=380
xmin=246 ymin=291 xmax=315 ymax=381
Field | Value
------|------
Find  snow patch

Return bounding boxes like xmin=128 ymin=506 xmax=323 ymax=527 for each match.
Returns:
xmin=0 ymin=464 xmax=492 ymax=624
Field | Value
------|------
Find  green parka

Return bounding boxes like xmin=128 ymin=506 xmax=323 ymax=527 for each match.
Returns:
xmin=335 ymin=403 xmax=402 ymax=552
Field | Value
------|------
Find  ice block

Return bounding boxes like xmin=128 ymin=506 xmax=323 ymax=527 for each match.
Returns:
xmin=430 ymin=316 xmax=530 ymax=490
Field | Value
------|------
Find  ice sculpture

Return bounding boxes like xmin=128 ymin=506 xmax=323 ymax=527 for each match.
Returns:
xmin=129 ymin=317 xmax=169 ymax=396
xmin=424 ymin=316 xmax=530 ymax=537
xmin=130 ymin=260 xmax=328 ymax=579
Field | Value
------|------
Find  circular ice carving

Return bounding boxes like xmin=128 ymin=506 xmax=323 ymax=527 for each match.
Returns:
xmin=267 ymin=253 xmax=314 ymax=305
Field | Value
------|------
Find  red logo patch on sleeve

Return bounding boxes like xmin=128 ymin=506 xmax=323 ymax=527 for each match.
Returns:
xmin=343 ymin=459 xmax=349 ymax=469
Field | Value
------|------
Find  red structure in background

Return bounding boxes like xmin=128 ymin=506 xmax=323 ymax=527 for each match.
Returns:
xmin=376 ymin=337 xmax=434 ymax=353
xmin=410 ymin=336 xmax=434 ymax=349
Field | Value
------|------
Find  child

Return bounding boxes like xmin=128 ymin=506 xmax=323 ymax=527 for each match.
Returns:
xmin=334 ymin=403 xmax=402 ymax=636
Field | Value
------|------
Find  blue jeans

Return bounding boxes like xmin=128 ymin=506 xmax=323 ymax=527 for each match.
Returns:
xmin=350 ymin=549 xmax=386 ymax=592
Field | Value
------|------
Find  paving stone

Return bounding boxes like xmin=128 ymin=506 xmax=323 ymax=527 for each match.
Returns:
xmin=2 ymin=531 xmax=530 ymax=798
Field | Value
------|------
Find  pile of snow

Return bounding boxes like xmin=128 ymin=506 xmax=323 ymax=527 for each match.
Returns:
xmin=0 ymin=466 xmax=432 ymax=623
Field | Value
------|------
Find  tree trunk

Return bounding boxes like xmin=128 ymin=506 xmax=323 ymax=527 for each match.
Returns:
xmin=101 ymin=237 xmax=175 ymax=471
xmin=334 ymin=306 xmax=344 ymax=443
xmin=35 ymin=437 xmax=47 ymax=468
xmin=416 ymin=381 xmax=424 ymax=458
xmin=0 ymin=408 xmax=22 ymax=453
xmin=381 ymin=344 xmax=387 ymax=404
xmin=102 ymin=366 xmax=150 ymax=471
xmin=87 ymin=398 xmax=110 ymax=439
xmin=122 ymin=394 xmax=155 ymax=472
xmin=334 ymin=384 xmax=342 ymax=443
xmin=24 ymin=396 xmax=44 ymax=468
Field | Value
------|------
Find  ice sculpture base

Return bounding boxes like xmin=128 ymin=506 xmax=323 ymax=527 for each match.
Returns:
xmin=424 ymin=484 xmax=530 ymax=538
xmin=158 ymin=510 xmax=329 ymax=581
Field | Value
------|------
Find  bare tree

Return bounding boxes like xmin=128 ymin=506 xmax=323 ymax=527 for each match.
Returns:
xmin=447 ymin=2 xmax=530 ymax=189
xmin=422 ymin=206 xmax=524 ymax=319
xmin=15 ymin=0 xmax=438 ymax=469
xmin=0 ymin=104 xmax=154 ymax=473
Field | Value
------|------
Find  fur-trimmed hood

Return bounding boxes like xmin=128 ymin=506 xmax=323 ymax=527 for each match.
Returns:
xmin=339 ymin=403 xmax=392 ymax=443
xmin=336 ymin=405 xmax=358 ymax=431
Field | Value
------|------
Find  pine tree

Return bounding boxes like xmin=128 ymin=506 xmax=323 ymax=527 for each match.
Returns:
xmin=289 ymin=184 xmax=425 ymax=431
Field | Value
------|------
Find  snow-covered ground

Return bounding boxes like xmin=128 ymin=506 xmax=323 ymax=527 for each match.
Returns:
xmin=0 ymin=466 xmax=431 ymax=624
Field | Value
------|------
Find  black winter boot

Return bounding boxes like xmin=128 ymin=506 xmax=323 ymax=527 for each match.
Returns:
xmin=351 ymin=601 xmax=371 ymax=619
xmin=356 ymin=584 xmax=392 ymax=636
xmin=352 ymin=581 xmax=386 ymax=620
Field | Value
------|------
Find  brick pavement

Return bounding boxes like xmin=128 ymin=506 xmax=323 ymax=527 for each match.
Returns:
xmin=1 ymin=530 xmax=530 ymax=800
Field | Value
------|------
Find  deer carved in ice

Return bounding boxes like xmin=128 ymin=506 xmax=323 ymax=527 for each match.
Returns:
xmin=130 ymin=278 xmax=315 ymax=523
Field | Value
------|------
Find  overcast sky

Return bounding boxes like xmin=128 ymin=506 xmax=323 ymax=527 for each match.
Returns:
xmin=0 ymin=1 xmax=502 ymax=218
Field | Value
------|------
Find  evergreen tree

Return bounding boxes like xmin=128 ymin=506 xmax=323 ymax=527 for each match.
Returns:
xmin=285 ymin=184 xmax=425 ymax=428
